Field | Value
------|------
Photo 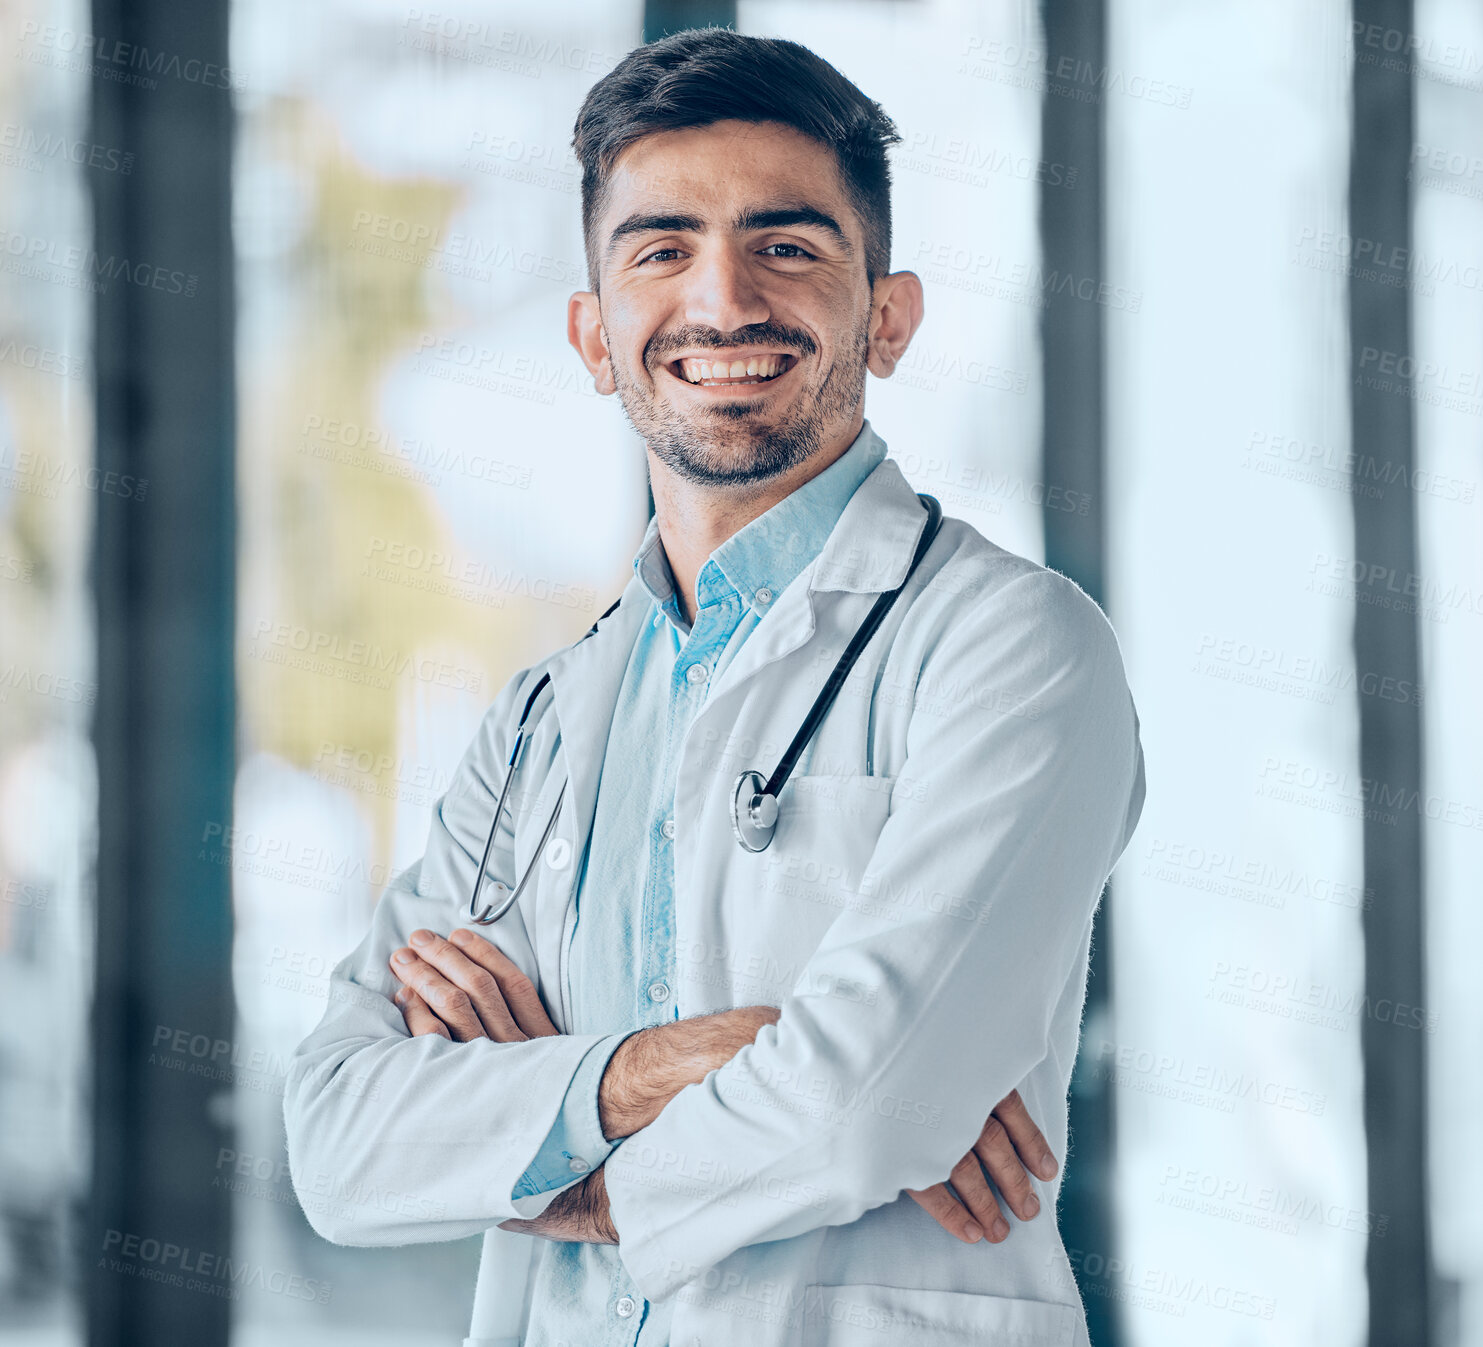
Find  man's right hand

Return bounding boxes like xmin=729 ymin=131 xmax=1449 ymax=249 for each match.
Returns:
xmin=597 ymin=1007 xmax=1057 ymax=1246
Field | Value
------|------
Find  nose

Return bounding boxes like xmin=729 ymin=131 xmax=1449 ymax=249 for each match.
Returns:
xmin=682 ymin=244 xmax=770 ymax=335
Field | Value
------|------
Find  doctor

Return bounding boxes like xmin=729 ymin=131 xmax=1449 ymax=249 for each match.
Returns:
xmin=284 ymin=26 xmax=1145 ymax=1347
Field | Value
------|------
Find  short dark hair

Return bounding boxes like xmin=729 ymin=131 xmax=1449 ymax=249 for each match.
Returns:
xmin=571 ymin=28 xmax=901 ymax=293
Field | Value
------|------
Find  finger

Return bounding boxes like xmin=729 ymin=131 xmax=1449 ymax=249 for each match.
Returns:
xmin=389 ymin=948 xmax=489 ymax=1041
xmin=449 ymin=927 xmax=559 ymax=1038
xmin=904 ymin=1181 xmax=987 ymax=1245
xmin=394 ymin=986 xmax=451 ymax=1039
xmin=990 ymin=1088 xmax=1059 ymax=1181
xmin=974 ymin=1113 xmax=1042 ymax=1223
xmin=946 ymin=1151 xmax=1011 ymax=1243
xmin=403 ymin=931 xmax=525 ymax=1041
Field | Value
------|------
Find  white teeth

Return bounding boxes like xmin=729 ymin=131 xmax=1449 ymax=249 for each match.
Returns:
xmin=677 ymin=355 xmax=789 ymax=384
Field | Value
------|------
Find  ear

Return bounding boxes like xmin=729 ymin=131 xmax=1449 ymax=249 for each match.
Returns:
xmin=865 ymin=270 xmax=925 ymax=379
xmin=568 ymin=290 xmax=616 ymax=395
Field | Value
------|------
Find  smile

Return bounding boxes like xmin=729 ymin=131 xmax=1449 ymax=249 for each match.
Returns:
xmin=665 ymin=352 xmax=799 ymax=388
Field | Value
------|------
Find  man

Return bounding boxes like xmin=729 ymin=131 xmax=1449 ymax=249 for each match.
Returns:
xmin=284 ymin=27 xmax=1145 ymax=1347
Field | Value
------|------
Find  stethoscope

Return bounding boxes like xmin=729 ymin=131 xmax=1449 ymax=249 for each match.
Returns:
xmin=467 ymin=493 xmax=943 ymax=926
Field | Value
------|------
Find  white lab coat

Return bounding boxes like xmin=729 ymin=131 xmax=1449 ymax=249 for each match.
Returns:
xmin=283 ymin=449 xmax=1146 ymax=1347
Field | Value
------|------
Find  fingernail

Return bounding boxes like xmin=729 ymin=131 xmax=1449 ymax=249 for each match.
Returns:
xmin=963 ymin=1222 xmax=983 ymax=1242
xmin=393 ymin=948 xmax=416 ymax=964
xmin=410 ymin=929 xmax=433 ymax=946
xmin=991 ymin=1219 xmax=1009 ymax=1241
xmin=394 ymin=987 xmax=409 ymax=1004
xmin=1025 ymin=1194 xmax=1040 ymax=1218
xmin=1040 ymin=1155 xmax=1058 ymax=1179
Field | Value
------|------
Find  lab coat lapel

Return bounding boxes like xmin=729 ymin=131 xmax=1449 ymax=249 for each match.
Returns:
xmin=544 ymin=572 xmax=650 ymax=861
xmin=538 ymin=453 xmax=931 ymax=860
xmin=706 ymin=453 xmax=933 ymax=705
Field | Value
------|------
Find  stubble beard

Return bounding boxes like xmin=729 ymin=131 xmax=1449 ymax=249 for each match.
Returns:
xmin=607 ymin=313 xmax=871 ymax=489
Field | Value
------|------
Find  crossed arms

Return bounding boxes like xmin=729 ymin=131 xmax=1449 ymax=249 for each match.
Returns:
xmin=387 ymin=927 xmax=1059 ymax=1248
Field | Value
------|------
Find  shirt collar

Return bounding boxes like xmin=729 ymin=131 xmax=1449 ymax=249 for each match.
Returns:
xmin=631 ymin=419 xmax=888 ymax=630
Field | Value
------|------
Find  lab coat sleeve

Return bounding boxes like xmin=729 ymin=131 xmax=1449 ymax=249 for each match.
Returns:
xmin=603 ymin=567 xmax=1147 ymax=1301
xmin=512 ymin=1032 xmax=631 ymax=1199
xmin=282 ymin=663 xmax=618 ymax=1246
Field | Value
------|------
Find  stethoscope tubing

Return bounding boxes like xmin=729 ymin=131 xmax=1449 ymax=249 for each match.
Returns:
xmin=729 ymin=492 xmax=942 ymax=851
xmin=466 ymin=597 xmax=620 ymax=925
xmin=466 ymin=492 xmax=941 ymax=919
xmin=757 ymin=492 xmax=941 ymax=804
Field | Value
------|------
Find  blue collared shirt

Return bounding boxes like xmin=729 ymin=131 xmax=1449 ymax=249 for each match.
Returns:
xmin=509 ymin=420 xmax=886 ymax=1347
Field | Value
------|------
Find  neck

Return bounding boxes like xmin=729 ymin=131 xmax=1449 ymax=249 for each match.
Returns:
xmin=649 ymin=414 xmax=864 ymax=626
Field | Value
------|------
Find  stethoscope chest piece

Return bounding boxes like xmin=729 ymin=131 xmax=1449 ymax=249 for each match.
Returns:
xmin=730 ymin=769 xmax=780 ymax=852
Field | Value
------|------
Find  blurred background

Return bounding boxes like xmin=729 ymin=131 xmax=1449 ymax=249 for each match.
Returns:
xmin=0 ymin=0 xmax=1478 ymax=1343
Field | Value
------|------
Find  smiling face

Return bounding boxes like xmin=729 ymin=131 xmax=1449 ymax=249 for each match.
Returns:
xmin=569 ymin=119 xmax=893 ymax=490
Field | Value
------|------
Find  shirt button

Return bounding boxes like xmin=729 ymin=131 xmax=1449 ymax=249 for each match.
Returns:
xmin=567 ymin=1156 xmax=590 ymax=1174
xmin=615 ymin=1295 xmax=637 ymax=1318
xmin=685 ymin=662 xmax=707 ymax=685
xmin=661 ymin=818 xmax=675 ymax=840
xmin=754 ymin=586 xmax=774 ymax=606
xmin=648 ymin=981 xmax=670 ymax=1003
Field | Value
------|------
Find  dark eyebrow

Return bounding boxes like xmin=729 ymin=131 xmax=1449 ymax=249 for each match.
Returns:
xmin=733 ymin=204 xmax=852 ymax=252
xmin=604 ymin=202 xmax=854 ymax=263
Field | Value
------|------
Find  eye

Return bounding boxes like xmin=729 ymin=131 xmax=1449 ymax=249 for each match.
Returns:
xmin=637 ymin=247 xmax=683 ymax=266
xmin=760 ymin=242 xmax=816 ymax=260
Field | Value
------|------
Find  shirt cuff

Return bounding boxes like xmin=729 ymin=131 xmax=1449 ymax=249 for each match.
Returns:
xmin=510 ymin=1031 xmax=632 ymax=1199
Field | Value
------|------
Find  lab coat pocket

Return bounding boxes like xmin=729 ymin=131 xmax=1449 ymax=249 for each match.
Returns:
xmin=763 ymin=770 xmax=895 ymax=902
xmin=800 ymin=1282 xmax=1078 ymax=1346
xmin=724 ymin=773 xmax=895 ymax=988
